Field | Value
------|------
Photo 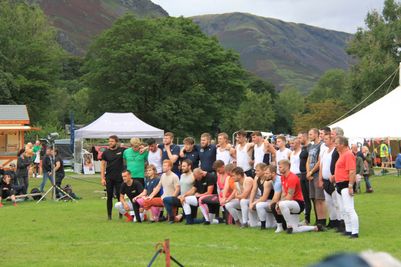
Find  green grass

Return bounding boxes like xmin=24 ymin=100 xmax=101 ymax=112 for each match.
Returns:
xmin=1 ymin=174 xmax=401 ymax=266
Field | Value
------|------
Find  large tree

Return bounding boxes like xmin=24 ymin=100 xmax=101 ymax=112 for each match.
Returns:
xmin=0 ymin=1 xmax=64 ymax=122
xmin=83 ymin=15 xmax=248 ymax=137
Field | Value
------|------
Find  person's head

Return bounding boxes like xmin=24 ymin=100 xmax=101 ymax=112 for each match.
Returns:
xmin=351 ymin=144 xmax=358 ymax=154
xmin=200 ymin=133 xmax=211 ymax=148
xmin=46 ymin=147 xmax=52 ymax=156
xmin=323 ymin=134 xmax=333 ymax=147
xmin=308 ymin=128 xmax=319 ymax=142
xmin=183 ymin=137 xmax=195 ymax=152
xmin=108 ymin=135 xmax=119 ymax=149
xmin=331 ymin=127 xmax=344 ymax=139
xmin=162 ymin=159 xmax=173 ymax=173
xmin=231 ymin=167 xmax=245 ymax=182
xmin=255 ymin=162 xmax=267 ymax=178
xmin=278 ymin=159 xmax=291 ymax=175
xmin=297 ymin=132 xmax=308 ymax=146
xmin=335 ymin=136 xmax=349 ymax=153
xmin=213 ymin=160 xmax=225 ymax=175
xmin=17 ymin=148 xmax=25 ymax=157
xmin=251 ymin=131 xmax=263 ymax=144
xmin=145 ymin=164 xmax=157 ymax=179
xmin=217 ymin=133 xmax=229 ymax=146
xmin=9 ymin=163 xmax=16 ymax=171
xmin=2 ymin=174 xmax=11 ymax=184
xmin=54 ymin=149 xmax=59 ymax=156
xmin=319 ymin=127 xmax=331 ymax=141
xmin=122 ymin=169 xmax=132 ymax=183
xmin=130 ymin=138 xmax=141 ymax=151
xmin=265 ymin=165 xmax=277 ymax=180
xmin=224 ymin=163 xmax=235 ymax=176
xmin=236 ymin=130 xmax=247 ymax=144
xmin=163 ymin=132 xmax=174 ymax=145
xmin=276 ymin=135 xmax=286 ymax=149
xmin=181 ymin=159 xmax=193 ymax=173
xmin=362 ymin=146 xmax=369 ymax=154
xmin=26 ymin=142 xmax=33 ymax=149
xmin=147 ymin=138 xmax=158 ymax=152
xmin=35 ymin=140 xmax=41 ymax=146
xmin=193 ymin=168 xmax=204 ymax=180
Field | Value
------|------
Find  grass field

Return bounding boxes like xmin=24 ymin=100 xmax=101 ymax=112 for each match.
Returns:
xmin=1 ymin=173 xmax=401 ymax=267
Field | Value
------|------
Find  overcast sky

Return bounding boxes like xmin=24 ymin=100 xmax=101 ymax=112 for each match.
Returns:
xmin=151 ymin=0 xmax=385 ymax=33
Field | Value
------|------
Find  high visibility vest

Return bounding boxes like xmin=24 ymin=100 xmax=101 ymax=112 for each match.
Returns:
xmin=380 ymin=144 xmax=389 ymax=157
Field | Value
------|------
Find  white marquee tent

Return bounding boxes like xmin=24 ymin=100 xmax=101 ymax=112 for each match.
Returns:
xmin=74 ymin=112 xmax=164 ymax=172
xmin=329 ymin=85 xmax=401 ymax=139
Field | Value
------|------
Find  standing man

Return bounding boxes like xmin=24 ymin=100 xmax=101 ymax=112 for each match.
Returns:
xmin=251 ymin=131 xmax=269 ymax=168
xmin=147 ymin=138 xmax=162 ymax=176
xmin=297 ymin=132 xmax=312 ymax=225
xmin=198 ymin=133 xmax=217 ymax=173
xmin=54 ymin=149 xmax=65 ymax=198
xmin=159 ymin=132 xmax=180 ymax=176
xmin=114 ymin=170 xmax=143 ymax=222
xmin=274 ymin=136 xmax=291 ymax=174
xmin=216 ymin=132 xmax=235 ymax=165
xmin=40 ymin=147 xmax=53 ymax=193
xmin=101 ymin=135 xmax=126 ymax=220
xmin=32 ymin=140 xmax=42 ymax=178
xmin=123 ymin=138 xmax=148 ymax=186
xmin=235 ymin=130 xmax=253 ymax=177
xmin=277 ymin=160 xmax=323 ymax=233
xmin=332 ymin=136 xmax=359 ymax=238
xmin=306 ymin=128 xmax=326 ymax=226
xmin=179 ymin=137 xmax=200 ymax=169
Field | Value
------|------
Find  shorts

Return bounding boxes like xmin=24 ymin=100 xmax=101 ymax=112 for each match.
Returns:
xmin=309 ymin=174 xmax=325 ymax=200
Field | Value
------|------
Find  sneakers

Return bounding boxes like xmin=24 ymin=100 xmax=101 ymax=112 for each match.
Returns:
xmin=286 ymin=228 xmax=293 ymax=234
xmin=203 ymin=221 xmax=211 ymax=225
xmin=240 ymin=223 xmax=248 ymax=229
xmin=350 ymin=233 xmax=359 ymax=239
xmin=366 ymin=188 xmax=374 ymax=193
xmin=343 ymin=231 xmax=352 ymax=236
xmin=0 ymin=203 xmax=3 ymax=208
xmin=13 ymin=202 xmax=17 ymax=207
xmin=316 ymin=224 xmax=325 ymax=232
xmin=275 ymin=224 xmax=284 ymax=233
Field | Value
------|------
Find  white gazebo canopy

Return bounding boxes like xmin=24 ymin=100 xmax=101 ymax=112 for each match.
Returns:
xmin=75 ymin=112 xmax=164 ymax=139
xmin=330 ymin=85 xmax=401 ymax=139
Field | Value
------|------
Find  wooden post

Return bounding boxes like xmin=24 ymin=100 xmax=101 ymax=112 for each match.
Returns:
xmin=164 ymin=239 xmax=170 ymax=267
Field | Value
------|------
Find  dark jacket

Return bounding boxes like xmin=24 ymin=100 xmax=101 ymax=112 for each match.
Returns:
xmin=16 ymin=155 xmax=31 ymax=178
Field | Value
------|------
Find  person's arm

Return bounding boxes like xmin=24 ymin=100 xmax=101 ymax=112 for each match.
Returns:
xmin=220 ymin=177 xmax=230 ymax=204
xmin=348 ymin=169 xmax=356 ymax=195
xmin=179 ymin=147 xmax=186 ymax=158
xmin=172 ymin=180 xmax=180 ymax=198
xmin=180 ymin=186 xmax=196 ymax=202
xmin=248 ymin=177 xmax=258 ymax=205
xmin=54 ymin=159 xmax=61 ymax=172
xmin=306 ymin=157 xmax=311 ymax=178
xmin=238 ymin=178 xmax=253 ymax=199
xmin=318 ymin=160 xmax=323 ymax=188
xmin=258 ymin=181 xmax=272 ymax=202
xmin=285 ymin=187 xmax=295 ymax=201
xmin=135 ymin=189 xmax=148 ymax=200
xmin=165 ymin=145 xmax=179 ymax=163
xmin=100 ymin=160 xmax=107 ymax=186
xmin=148 ymin=180 xmax=162 ymax=199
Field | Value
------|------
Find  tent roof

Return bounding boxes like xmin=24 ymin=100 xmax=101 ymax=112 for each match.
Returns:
xmin=330 ymin=86 xmax=401 ymax=139
xmin=75 ymin=112 xmax=164 ymax=139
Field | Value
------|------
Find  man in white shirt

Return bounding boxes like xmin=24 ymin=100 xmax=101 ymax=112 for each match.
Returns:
xmin=216 ymin=132 xmax=236 ymax=165
xmin=235 ymin=130 xmax=253 ymax=177
xmin=274 ymin=135 xmax=291 ymax=174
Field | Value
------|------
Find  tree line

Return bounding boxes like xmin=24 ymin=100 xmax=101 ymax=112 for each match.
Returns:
xmin=1 ymin=0 xmax=400 ymax=140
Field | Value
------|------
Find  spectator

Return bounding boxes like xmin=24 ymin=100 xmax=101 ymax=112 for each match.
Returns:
xmin=395 ymin=152 xmax=401 ymax=176
xmin=16 ymin=148 xmax=31 ymax=195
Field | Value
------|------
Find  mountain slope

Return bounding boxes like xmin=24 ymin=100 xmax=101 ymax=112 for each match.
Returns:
xmin=34 ymin=0 xmax=168 ymax=55
xmin=192 ymin=13 xmax=353 ymax=92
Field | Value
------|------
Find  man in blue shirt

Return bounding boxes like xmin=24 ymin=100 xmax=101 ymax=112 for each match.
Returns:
xmin=179 ymin=137 xmax=200 ymax=169
xmin=158 ymin=132 xmax=181 ymax=176
xmin=197 ymin=133 xmax=217 ymax=173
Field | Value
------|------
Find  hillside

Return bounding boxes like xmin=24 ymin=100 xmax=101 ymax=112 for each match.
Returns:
xmin=32 ymin=0 xmax=168 ymax=55
xmin=192 ymin=13 xmax=353 ymax=92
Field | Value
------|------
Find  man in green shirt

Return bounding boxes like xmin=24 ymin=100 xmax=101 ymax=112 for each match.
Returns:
xmin=123 ymin=138 xmax=148 ymax=186
xmin=32 ymin=140 xmax=42 ymax=178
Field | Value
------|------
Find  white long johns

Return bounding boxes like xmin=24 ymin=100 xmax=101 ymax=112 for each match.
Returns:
xmin=240 ymin=199 xmax=260 ymax=227
xmin=256 ymin=201 xmax=277 ymax=228
xmin=225 ymin=199 xmax=242 ymax=223
xmin=278 ymin=200 xmax=316 ymax=233
xmin=183 ymin=196 xmax=199 ymax=215
xmin=324 ymin=191 xmax=339 ymax=221
xmin=115 ymin=201 xmax=133 ymax=215
xmin=337 ymin=188 xmax=359 ymax=234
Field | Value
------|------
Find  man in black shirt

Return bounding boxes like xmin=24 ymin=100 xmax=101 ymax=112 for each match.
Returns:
xmin=40 ymin=147 xmax=53 ymax=193
xmin=179 ymin=137 xmax=200 ymax=169
xmin=158 ymin=132 xmax=180 ymax=176
xmin=182 ymin=168 xmax=217 ymax=224
xmin=0 ymin=174 xmax=17 ymax=207
xmin=197 ymin=133 xmax=217 ymax=173
xmin=297 ymin=132 xmax=312 ymax=224
xmin=54 ymin=149 xmax=65 ymax=198
xmin=101 ymin=135 xmax=126 ymax=220
xmin=115 ymin=170 xmax=143 ymax=222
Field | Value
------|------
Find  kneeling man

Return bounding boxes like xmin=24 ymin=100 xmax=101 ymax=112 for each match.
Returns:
xmin=115 ymin=170 xmax=143 ymax=222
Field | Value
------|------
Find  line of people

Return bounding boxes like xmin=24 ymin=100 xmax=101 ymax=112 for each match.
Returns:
xmin=101 ymin=128 xmax=362 ymax=238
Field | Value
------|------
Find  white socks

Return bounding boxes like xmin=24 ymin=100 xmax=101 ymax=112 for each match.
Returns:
xmin=275 ymin=223 xmax=284 ymax=233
